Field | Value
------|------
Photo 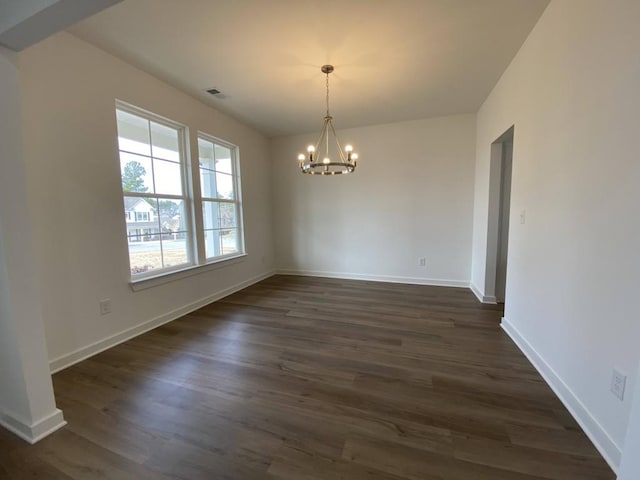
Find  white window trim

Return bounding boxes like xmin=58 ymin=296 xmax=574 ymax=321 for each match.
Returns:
xmin=196 ymin=132 xmax=246 ymax=264
xmin=129 ymin=253 xmax=247 ymax=291
xmin=115 ymin=101 xmax=247 ymax=289
xmin=116 ymin=100 xmax=195 ymax=281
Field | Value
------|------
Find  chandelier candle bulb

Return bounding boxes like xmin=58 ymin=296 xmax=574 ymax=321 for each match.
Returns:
xmin=297 ymin=65 xmax=359 ymax=175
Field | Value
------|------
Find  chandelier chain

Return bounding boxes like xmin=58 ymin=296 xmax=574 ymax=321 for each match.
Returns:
xmin=325 ymin=72 xmax=330 ymax=117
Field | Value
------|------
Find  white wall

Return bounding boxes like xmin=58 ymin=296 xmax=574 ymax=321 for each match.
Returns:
xmin=471 ymin=0 xmax=640 ymax=470
xmin=0 ymin=46 xmax=64 ymax=442
xmin=18 ymin=32 xmax=275 ymax=369
xmin=271 ymin=114 xmax=476 ymax=286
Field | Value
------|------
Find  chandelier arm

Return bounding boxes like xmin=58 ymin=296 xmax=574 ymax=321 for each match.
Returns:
xmin=314 ymin=117 xmax=330 ymax=159
xmin=329 ymin=120 xmax=348 ymax=163
xmin=326 ymin=118 xmax=330 ymax=156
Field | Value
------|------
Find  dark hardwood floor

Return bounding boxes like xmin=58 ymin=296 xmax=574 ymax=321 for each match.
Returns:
xmin=0 ymin=275 xmax=615 ymax=479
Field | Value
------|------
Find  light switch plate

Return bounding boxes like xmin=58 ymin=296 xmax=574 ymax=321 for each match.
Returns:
xmin=99 ymin=299 xmax=112 ymax=315
xmin=611 ymin=368 xmax=627 ymax=401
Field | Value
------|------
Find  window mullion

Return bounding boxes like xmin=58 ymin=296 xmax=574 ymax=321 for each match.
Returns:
xmin=177 ymin=125 xmax=195 ymax=267
xmin=190 ymin=130 xmax=206 ymax=265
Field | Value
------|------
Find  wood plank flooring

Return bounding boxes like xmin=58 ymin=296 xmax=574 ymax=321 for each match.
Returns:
xmin=0 ymin=275 xmax=615 ymax=479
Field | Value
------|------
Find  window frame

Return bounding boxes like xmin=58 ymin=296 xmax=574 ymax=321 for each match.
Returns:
xmin=114 ymin=101 xmax=246 ymax=288
xmin=195 ymin=132 xmax=246 ymax=264
xmin=115 ymin=100 xmax=195 ymax=280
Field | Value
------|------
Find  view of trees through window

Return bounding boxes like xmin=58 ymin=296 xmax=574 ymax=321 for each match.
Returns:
xmin=121 ymin=160 xmax=187 ymax=272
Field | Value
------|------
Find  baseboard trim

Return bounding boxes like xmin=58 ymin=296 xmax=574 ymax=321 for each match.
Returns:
xmin=501 ymin=317 xmax=621 ymax=473
xmin=470 ymin=283 xmax=484 ymax=301
xmin=470 ymin=283 xmax=497 ymax=304
xmin=277 ymin=269 xmax=469 ymax=288
xmin=49 ymin=271 xmax=275 ymax=374
xmin=0 ymin=408 xmax=66 ymax=444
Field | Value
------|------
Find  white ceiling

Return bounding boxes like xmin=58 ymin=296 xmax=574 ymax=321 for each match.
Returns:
xmin=68 ymin=0 xmax=549 ymax=137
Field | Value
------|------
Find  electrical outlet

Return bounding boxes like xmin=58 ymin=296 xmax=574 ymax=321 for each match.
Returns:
xmin=99 ymin=299 xmax=112 ymax=315
xmin=418 ymin=257 xmax=426 ymax=267
xmin=611 ymin=368 xmax=627 ymax=401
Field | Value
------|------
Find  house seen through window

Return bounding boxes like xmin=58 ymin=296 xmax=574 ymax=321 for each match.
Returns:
xmin=115 ymin=102 xmax=244 ymax=278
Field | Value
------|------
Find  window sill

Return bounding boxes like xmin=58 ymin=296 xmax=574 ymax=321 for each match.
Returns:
xmin=129 ymin=254 xmax=247 ymax=291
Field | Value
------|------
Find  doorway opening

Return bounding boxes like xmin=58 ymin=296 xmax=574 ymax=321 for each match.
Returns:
xmin=484 ymin=126 xmax=514 ymax=304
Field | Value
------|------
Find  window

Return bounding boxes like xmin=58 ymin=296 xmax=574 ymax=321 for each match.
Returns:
xmin=116 ymin=104 xmax=191 ymax=277
xmin=198 ymin=134 xmax=243 ymax=260
xmin=115 ymin=101 xmax=244 ymax=280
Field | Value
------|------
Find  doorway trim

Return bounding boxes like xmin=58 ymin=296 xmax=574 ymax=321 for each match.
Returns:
xmin=483 ymin=125 xmax=514 ymax=304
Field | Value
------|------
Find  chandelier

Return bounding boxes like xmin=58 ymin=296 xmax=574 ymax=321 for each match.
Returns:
xmin=298 ymin=65 xmax=359 ymax=175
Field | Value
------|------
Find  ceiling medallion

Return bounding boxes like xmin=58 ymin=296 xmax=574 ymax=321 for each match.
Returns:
xmin=298 ymin=65 xmax=359 ymax=175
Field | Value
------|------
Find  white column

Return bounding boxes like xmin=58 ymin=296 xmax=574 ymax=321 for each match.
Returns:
xmin=0 ymin=46 xmax=65 ymax=443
